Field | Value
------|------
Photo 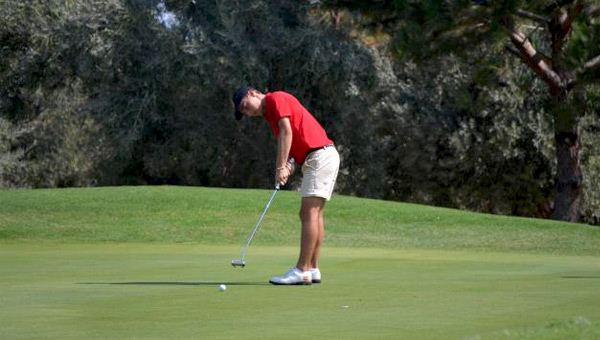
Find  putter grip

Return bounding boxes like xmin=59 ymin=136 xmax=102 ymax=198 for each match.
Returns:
xmin=275 ymin=158 xmax=295 ymax=190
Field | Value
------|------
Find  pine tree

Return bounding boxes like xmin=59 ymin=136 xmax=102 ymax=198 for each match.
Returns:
xmin=323 ymin=0 xmax=600 ymax=222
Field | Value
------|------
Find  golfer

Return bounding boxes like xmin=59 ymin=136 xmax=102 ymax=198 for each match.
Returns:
xmin=233 ymin=86 xmax=340 ymax=285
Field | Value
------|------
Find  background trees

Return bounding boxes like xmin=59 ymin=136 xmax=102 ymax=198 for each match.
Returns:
xmin=1 ymin=0 xmax=598 ymax=224
xmin=319 ymin=0 xmax=600 ymax=222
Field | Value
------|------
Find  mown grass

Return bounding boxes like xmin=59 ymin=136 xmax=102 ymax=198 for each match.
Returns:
xmin=1 ymin=186 xmax=599 ymax=339
xmin=2 ymin=244 xmax=599 ymax=340
xmin=1 ymin=186 xmax=599 ymax=255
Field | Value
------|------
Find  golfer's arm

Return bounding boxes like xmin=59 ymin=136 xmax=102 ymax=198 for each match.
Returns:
xmin=277 ymin=118 xmax=292 ymax=168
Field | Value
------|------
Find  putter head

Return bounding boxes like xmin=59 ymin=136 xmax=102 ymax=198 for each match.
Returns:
xmin=231 ymin=259 xmax=245 ymax=268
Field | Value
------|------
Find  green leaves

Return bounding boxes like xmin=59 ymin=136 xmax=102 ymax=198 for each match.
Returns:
xmin=567 ymin=15 xmax=600 ymax=80
xmin=1 ymin=0 xmax=599 ymax=223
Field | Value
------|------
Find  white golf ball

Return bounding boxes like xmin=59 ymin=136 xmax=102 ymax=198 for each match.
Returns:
xmin=218 ymin=284 xmax=227 ymax=292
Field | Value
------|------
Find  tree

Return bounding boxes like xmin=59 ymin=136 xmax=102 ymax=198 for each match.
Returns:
xmin=0 ymin=0 xmax=116 ymax=187
xmin=1 ymin=0 xmax=380 ymax=189
xmin=156 ymin=0 xmax=379 ymax=190
xmin=322 ymin=0 xmax=600 ymax=222
xmin=580 ymin=85 xmax=600 ymax=224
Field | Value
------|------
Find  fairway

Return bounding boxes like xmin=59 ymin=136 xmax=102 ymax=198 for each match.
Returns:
xmin=1 ymin=186 xmax=600 ymax=339
xmin=1 ymin=244 xmax=599 ymax=340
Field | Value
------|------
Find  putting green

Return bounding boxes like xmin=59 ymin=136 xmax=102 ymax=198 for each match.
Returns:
xmin=1 ymin=243 xmax=599 ymax=339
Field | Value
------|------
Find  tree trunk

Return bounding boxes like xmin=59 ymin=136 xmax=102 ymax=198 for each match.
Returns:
xmin=551 ymin=95 xmax=582 ymax=222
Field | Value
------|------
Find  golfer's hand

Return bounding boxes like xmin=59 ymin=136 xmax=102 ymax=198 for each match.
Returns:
xmin=287 ymin=161 xmax=295 ymax=175
xmin=276 ymin=164 xmax=292 ymax=186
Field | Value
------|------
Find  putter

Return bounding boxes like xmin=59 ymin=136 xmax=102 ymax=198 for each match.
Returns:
xmin=231 ymin=184 xmax=280 ymax=268
xmin=232 ymin=159 xmax=294 ymax=268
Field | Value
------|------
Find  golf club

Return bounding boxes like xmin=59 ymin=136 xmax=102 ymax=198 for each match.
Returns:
xmin=231 ymin=159 xmax=294 ymax=268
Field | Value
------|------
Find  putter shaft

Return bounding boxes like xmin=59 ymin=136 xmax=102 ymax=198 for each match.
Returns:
xmin=231 ymin=159 xmax=293 ymax=268
xmin=232 ymin=184 xmax=280 ymax=267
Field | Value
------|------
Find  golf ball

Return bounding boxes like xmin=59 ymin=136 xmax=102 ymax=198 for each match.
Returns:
xmin=218 ymin=284 xmax=227 ymax=291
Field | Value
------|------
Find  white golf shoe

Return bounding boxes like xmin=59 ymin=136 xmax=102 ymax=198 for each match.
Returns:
xmin=310 ymin=268 xmax=321 ymax=283
xmin=269 ymin=268 xmax=312 ymax=285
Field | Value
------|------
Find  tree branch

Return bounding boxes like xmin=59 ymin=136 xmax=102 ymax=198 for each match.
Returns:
xmin=505 ymin=44 xmax=521 ymax=58
xmin=565 ymin=0 xmax=585 ymax=30
xmin=546 ymin=2 xmax=583 ymax=78
xmin=503 ymin=20 xmax=563 ymax=89
xmin=436 ymin=19 xmax=488 ymax=41
xmin=508 ymin=43 xmax=551 ymax=61
xmin=568 ymin=54 xmax=600 ymax=89
xmin=584 ymin=55 xmax=600 ymax=71
xmin=515 ymin=9 xmax=549 ymax=23
xmin=575 ymin=55 xmax=600 ymax=79
xmin=584 ymin=5 xmax=600 ymax=18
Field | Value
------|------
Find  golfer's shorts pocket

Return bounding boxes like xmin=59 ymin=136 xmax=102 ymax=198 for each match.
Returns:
xmin=301 ymin=147 xmax=340 ymax=201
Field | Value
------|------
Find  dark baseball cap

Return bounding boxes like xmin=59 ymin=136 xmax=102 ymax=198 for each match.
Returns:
xmin=232 ymin=86 xmax=251 ymax=120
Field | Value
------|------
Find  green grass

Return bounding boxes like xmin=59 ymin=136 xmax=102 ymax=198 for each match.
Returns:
xmin=1 ymin=186 xmax=599 ymax=255
xmin=1 ymin=186 xmax=600 ymax=339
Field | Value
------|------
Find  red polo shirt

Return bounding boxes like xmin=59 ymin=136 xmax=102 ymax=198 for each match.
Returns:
xmin=263 ymin=91 xmax=333 ymax=165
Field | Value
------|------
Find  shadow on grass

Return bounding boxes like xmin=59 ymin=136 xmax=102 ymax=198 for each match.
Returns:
xmin=79 ymin=282 xmax=270 ymax=286
xmin=561 ymin=276 xmax=600 ymax=279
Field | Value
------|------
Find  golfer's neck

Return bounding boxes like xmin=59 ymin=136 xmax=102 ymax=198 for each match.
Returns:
xmin=259 ymin=96 xmax=267 ymax=115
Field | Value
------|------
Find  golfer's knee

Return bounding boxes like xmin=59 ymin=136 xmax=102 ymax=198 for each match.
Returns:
xmin=299 ymin=207 xmax=317 ymax=222
xmin=299 ymin=208 xmax=309 ymax=222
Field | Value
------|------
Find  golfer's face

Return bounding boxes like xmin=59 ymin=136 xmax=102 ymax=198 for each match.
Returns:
xmin=239 ymin=92 xmax=261 ymax=117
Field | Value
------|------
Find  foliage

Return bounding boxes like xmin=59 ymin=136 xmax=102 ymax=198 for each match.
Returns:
xmin=0 ymin=0 xmax=378 ymax=189
xmin=319 ymin=0 xmax=600 ymax=222
xmin=1 ymin=0 xmax=599 ymax=224
xmin=374 ymin=53 xmax=556 ymax=216
xmin=580 ymin=85 xmax=600 ymax=224
xmin=0 ymin=0 xmax=114 ymax=187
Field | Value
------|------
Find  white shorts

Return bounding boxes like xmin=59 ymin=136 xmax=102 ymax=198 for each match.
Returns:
xmin=300 ymin=146 xmax=340 ymax=201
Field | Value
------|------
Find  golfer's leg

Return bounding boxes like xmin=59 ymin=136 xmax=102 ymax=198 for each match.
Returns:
xmin=310 ymin=206 xmax=325 ymax=269
xmin=297 ymin=196 xmax=325 ymax=272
